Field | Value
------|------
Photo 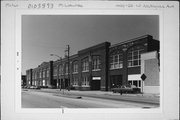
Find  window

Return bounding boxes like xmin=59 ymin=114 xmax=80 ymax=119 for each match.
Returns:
xmin=128 ymin=48 xmax=144 ymax=67
xmin=53 ymin=67 xmax=57 ymax=77
xmin=47 ymin=69 xmax=49 ymax=77
xmin=82 ymin=57 xmax=89 ymax=72
xmin=36 ymin=72 xmax=39 ymax=79
xmin=72 ymin=61 xmax=78 ymax=73
xmin=92 ymin=56 xmax=101 ymax=70
xmin=43 ymin=70 xmax=46 ymax=78
xmin=82 ymin=76 xmax=89 ymax=86
xmin=59 ymin=65 xmax=63 ymax=75
xmin=35 ymin=72 xmax=37 ymax=79
xmin=110 ymin=53 xmax=123 ymax=69
xmin=73 ymin=77 xmax=78 ymax=86
xmin=128 ymin=80 xmax=141 ymax=88
xmin=65 ymin=63 xmax=69 ymax=74
xmin=39 ymin=71 xmax=42 ymax=78
xmin=35 ymin=81 xmax=37 ymax=86
xmin=32 ymin=72 xmax=35 ymax=80
xmin=43 ymin=80 xmax=45 ymax=86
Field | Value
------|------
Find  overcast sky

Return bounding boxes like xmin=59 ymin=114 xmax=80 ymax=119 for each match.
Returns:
xmin=22 ymin=15 xmax=159 ymax=75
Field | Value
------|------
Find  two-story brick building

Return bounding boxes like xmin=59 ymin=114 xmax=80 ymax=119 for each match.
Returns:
xmin=26 ymin=35 xmax=159 ymax=92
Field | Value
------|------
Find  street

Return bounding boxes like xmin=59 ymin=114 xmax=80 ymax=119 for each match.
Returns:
xmin=22 ymin=89 xmax=159 ymax=108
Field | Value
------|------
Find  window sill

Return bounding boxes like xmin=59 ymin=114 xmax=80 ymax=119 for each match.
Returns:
xmin=72 ymin=72 xmax=78 ymax=74
xmin=110 ymin=67 xmax=123 ymax=70
xmin=81 ymin=85 xmax=90 ymax=87
xmin=128 ymin=65 xmax=141 ymax=68
xmin=92 ymin=69 xmax=101 ymax=71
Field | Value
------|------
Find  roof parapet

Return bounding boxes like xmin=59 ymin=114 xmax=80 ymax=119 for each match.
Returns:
xmin=110 ymin=35 xmax=152 ymax=48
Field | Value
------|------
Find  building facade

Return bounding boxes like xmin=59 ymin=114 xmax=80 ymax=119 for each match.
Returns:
xmin=26 ymin=35 xmax=159 ymax=92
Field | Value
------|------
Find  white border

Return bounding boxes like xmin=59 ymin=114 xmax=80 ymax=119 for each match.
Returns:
xmin=16 ymin=9 xmax=163 ymax=114
xmin=1 ymin=1 xmax=179 ymax=120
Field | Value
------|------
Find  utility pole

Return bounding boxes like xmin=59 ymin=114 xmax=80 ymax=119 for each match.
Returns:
xmin=65 ymin=45 xmax=70 ymax=91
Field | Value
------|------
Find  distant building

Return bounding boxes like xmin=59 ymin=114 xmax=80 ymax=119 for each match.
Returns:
xmin=26 ymin=35 xmax=159 ymax=93
xmin=21 ymin=75 xmax=27 ymax=86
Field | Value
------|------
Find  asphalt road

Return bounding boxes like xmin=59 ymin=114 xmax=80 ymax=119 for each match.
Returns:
xmin=22 ymin=89 xmax=159 ymax=108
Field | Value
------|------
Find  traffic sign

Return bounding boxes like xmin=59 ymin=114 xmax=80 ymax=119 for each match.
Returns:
xmin=141 ymin=74 xmax=147 ymax=81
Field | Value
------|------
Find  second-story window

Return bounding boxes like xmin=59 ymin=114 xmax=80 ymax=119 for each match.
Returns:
xmin=32 ymin=72 xmax=35 ymax=80
xmin=128 ymin=48 xmax=144 ymax=67
xmin=72 ymin=61 xmax=78 ymax=73
xmin=59 ymin=65 xmax=63 ymax=75
xmin=110 ymin=53 xmax=123 ymax=69
xmin=82 ymin=57 xmax=89 ymax=72
xmin=53 ymin=67 xmax=57 ymax=77
xmin=47 ymin=69 xmax=49 ymax=77
xmin=35 ymin=72 xmax=37 ymax=79
xmin=43 ymin=70 xmax=46 ymax=78
xmin=92 ymin=56 xmax=101 ymax=70
xmin=65 ymin=63 xmax=69 ymax=74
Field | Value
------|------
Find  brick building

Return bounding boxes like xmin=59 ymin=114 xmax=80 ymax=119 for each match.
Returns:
xmin=26 ymin=35 xmax=159 ymax=92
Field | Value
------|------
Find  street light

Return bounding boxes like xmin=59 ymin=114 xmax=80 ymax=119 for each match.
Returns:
xmin=50 ymin=54 xmax=62 ymax=91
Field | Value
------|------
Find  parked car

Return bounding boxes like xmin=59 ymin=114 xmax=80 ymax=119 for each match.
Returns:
xmin=111 ymin=85 xmax=140 ymax=94
xmin=29 ymin=86 xmax=41 ymax=89
xmin=29 ymin=86 xmax=36 ymax=89
xmin=34 ymin=86 xmax=41 ymax=89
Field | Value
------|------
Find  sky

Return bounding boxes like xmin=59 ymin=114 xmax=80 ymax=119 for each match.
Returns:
xmin=22 ymin=15 xmax=159 ymax=75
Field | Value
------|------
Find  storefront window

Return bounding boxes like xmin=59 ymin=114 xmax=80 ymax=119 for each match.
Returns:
xmin=128 ymin=80 xmax=141 ymax=88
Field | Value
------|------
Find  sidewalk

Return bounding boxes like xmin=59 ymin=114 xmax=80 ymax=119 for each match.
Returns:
xmin=40 ymin=88 xmax=160 ymax=99
xmin=24 ymin=88 xmax=160 ymax=105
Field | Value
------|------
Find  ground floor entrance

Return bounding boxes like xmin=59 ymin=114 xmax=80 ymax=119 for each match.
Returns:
xmin=110 ymin=75 xmax=123 ymax=88
xmin=59 ymin=79 xmax=69 ymax=89
xmin=91 ymin=77 xmax=101 ymax=90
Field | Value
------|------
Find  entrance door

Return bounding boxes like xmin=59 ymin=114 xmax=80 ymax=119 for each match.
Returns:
xmin=91 ymin=80 xmax=100 ymax=90
xmin=110 ymin=75 xmax=122 ymax=88
xmin=60 ymin=79 xmax=69 ymax=89
xmin=91 ymin=77 xmax=101 ymax=90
